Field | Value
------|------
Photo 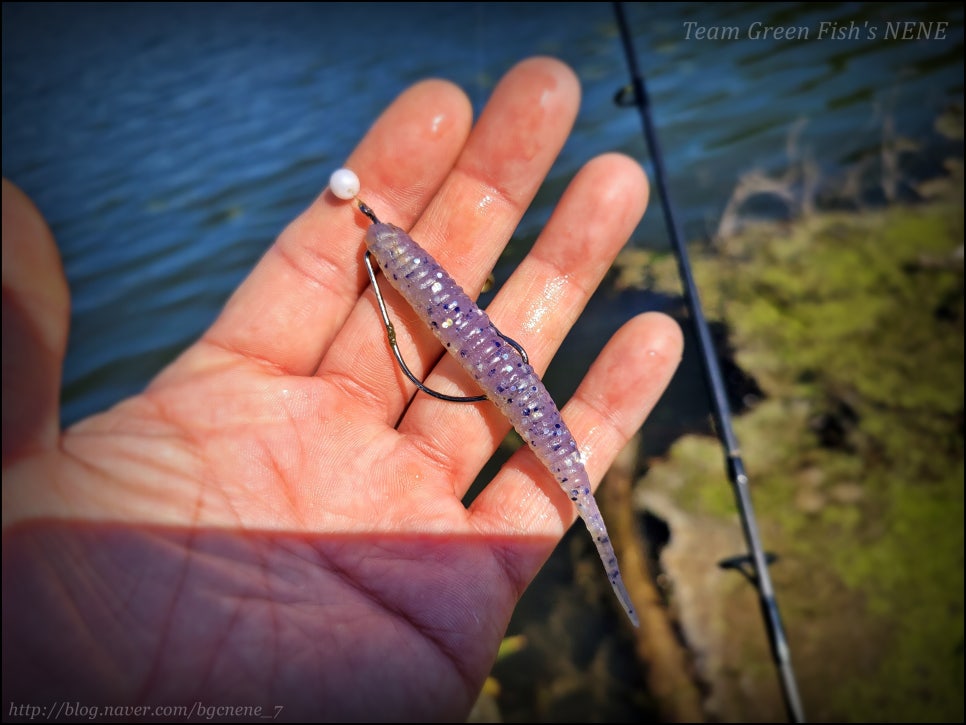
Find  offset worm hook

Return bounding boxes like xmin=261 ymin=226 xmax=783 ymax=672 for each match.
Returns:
xmin=357 ymin=199 xmax=529 ymax=404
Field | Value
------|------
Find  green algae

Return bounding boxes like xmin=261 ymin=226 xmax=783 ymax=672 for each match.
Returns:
xmin=629 ymin=172 xmax=964 ymax=721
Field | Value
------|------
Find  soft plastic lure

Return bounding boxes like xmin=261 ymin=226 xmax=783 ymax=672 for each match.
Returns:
xmin=330 ymin=168 xmax=638 ymax=626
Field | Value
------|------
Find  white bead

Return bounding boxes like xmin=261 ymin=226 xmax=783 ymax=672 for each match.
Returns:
xmin=329 ymin=168 xmax=360 ymax=200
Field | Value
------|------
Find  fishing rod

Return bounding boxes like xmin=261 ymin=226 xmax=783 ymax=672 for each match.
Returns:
xmin=611 ymin=3 xmax=806 ymax=722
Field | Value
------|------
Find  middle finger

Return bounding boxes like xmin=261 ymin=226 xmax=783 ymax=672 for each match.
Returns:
xmin=316 ymin=58 xmax=581 ymax=424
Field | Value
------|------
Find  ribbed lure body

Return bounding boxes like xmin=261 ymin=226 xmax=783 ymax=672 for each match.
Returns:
xmin=365 ymin=222 xmax=638 ymax=626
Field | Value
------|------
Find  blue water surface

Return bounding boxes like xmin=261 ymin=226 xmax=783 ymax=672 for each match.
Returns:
xmin=3 ymin=2 xmax=961 ymax=425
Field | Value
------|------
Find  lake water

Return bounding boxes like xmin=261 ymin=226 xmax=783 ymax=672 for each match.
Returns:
xmin=3 ymin=2 xmax=961 ymax=427
xmin=2 ymin=2 xmax=962 ymax=717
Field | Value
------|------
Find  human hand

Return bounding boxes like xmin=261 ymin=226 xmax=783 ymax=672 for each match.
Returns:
xmin=2 ymin=58 xmax=682 ymax=720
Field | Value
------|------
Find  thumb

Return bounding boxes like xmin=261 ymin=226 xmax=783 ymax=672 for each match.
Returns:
xmin=2 ymin=179 xmax=69 ymax=464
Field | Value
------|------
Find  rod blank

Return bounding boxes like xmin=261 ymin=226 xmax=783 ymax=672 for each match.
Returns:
xmin=611 ymin=3 xmax=806 ymax=722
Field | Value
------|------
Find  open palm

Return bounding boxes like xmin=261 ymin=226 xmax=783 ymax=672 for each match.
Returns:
xmin=2 ymin=58 xmax=681 ymax=721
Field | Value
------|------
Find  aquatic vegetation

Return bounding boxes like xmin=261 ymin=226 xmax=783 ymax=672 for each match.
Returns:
xmin=627 ymin=169 xmax=964 ymax=721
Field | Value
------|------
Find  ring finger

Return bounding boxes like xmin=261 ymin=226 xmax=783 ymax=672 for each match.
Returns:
xmin=398 ymin=152 xmax=650 ymax=498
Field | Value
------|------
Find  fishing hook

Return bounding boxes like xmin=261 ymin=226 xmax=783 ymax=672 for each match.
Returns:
xmin=357 ymin=200 xmax=529 ymax=403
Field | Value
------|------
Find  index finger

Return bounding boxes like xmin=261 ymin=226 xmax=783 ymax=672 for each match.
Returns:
xmin=163 ymin=79 xmax=474 ymax=381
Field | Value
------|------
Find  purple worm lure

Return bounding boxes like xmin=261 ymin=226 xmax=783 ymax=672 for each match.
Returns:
xmin=330 ymin=169 xmax=638 ymax=626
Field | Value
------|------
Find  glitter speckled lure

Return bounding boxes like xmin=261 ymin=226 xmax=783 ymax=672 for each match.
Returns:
xmin=330 ymin=169 xmax=638 ymax=626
